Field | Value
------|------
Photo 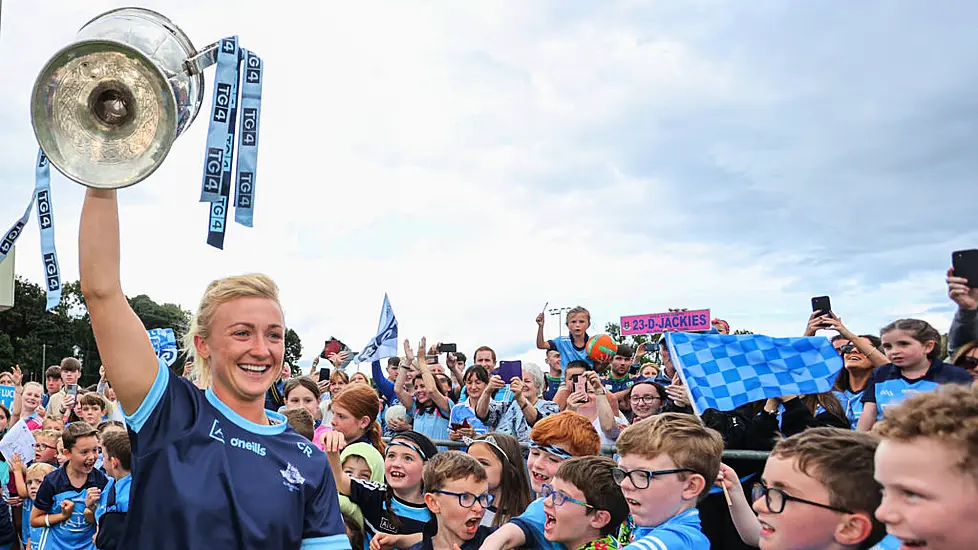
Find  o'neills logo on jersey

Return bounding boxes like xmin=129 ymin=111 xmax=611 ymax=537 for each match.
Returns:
xmin=231 ymin=437 xmax=267 ymax=457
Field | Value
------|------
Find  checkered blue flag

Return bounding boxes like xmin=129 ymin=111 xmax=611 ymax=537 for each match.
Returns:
xmin=666 ymin=332 xmax=843 ymax=413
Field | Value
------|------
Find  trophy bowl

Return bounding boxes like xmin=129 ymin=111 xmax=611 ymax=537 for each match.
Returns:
xmin=30 ymin=8 xmax=205 ymax=189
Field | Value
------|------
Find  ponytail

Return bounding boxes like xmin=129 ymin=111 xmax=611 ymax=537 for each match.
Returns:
xmin=367 ymin=421 xmax=386 ymax=455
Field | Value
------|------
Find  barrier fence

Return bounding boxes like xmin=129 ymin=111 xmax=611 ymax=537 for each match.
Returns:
xmin=383 ymin=438 xmax=770 ymax=461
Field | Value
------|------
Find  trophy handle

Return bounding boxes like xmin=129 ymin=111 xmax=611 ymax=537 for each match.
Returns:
xmin=184 ymin=41 xmax=221 ymax=76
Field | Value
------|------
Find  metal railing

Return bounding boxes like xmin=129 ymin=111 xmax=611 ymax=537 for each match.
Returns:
xmin=383 ymin=437 xmax=770 ymax=461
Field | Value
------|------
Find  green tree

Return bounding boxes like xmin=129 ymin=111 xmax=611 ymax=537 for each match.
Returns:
xmin=285 ymin=328 xmax=303 ymax=374
xmin=0 ymin=277 xmax=193 ymax=385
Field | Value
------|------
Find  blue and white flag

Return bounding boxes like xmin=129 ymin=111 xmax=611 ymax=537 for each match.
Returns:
xmin=148 ymin=328 xmax=179 ymax=367
xmin=666 ymin=332 xmax=843 ymax=414
xmin=355 ymin=294 xmax=398 ymax=364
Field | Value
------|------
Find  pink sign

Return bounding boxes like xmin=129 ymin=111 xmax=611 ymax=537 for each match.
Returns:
xmin=620 ymin=309 xmax=711 ymax=335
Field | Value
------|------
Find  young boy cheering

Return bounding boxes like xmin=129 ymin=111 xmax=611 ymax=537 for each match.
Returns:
xmin=408 ymin=451 xmax=494 ymax=550
xmin=874 ymin=384 xmax=978 ymax=550
xmin=536 ymin=456 xmax=629 ymax=550
xmin=718 ymin=427 xmax=888 ymax=550
xmin=613 ymin=413 xmax=722 ymax=550
xmin=31 ymin=422 xmax=108 ymax=550
xmin=481 ymin=411 xmax=602 ymax=550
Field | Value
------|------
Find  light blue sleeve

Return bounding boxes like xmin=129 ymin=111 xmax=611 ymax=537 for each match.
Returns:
xmin=122 ymin=358 xmax=170 ymax=433
xmin=301 ymin=534 xmax=352 ymax=549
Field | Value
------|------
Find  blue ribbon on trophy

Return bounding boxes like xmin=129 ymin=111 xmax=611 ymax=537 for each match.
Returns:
xmin=0 ymin=150 xmax=63 ymax=311
xmin=1 ymin=9 xmax=267 ymax=309
xmin=148 ymin=328 xmax=179 ymax=367
xmin=200 ymin=36 xmax=263 ymax=249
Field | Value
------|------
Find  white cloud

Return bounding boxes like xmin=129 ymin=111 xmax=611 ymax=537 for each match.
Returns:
xmin=0 ymin=1 xmax=968 ymax=369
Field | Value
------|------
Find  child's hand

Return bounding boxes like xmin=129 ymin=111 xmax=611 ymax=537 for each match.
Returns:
xmin=60 ymin=499 xmax=75 ymax=517
xmin=448 ymin=429 xmax=461 ymax=441
xmin=35 ymin=405 xmax=46 ymax=418
xmin=6 ymin=496 xmax=23 ymax=507
xmin=369 ymin=533 xmax=396 ymax=550
xmin=386 ymin=417 xmax=411 ymax=432
xmin=12 ymin=365 xmax=22 ymax=387
xmin=11 ymin=453 xmax=23 ymax=473
xmin=321 ymin=431 xmax=347 ymax=454
xmin=85 ymin=487 xmax=101 ymax=510
xmin=715 ymin=463 xmax=740 ymax=490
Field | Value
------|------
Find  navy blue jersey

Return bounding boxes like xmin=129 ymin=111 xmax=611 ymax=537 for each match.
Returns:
xmin=122 ymin=359 xmax=350 ymax=549
xmin=34 ymin=466 xmax=108 ymax=550
xmin=862 ymin=361 xmax=972 ymax=420
xmin=602 ymin=374 xmax=635 ymax=394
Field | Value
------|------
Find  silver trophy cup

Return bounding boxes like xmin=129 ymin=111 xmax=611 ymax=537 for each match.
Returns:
xmin=31 ymin=8 xmax=221 ymax=189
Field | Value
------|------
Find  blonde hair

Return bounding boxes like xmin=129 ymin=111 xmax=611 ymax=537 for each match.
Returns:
xmin=616 ymin=413 xmax=723 ymax=502
xmin=23 ymin=381 xmax=44 ymax=394
xmin=26 ymin=462 xmax=56 ymax=480
xmin=182 ymin=274 xmax=284 ymax=389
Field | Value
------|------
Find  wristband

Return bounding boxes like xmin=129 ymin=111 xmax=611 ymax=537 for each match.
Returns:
xmin=45 ymin=515 xmax=50 ymax=527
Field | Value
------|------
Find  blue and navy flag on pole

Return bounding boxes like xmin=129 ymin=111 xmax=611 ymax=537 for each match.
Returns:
xmin=666 ymin=332 xmax=843 ymax=414
xmin=355 ymin=294 xmax=398 ymax=364
xmin=148 ymin=328 xmax=178 ymax=367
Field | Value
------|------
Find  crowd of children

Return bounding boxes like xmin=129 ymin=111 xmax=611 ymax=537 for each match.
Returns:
xmin=0 ymin=260 xmax=973 ymax=549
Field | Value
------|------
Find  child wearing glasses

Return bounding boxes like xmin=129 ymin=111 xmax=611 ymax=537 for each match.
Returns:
xmin=614 ymin=413 xmax=722 ymax=550
xmin=407 ymin=451 xmax=494 ymax=550
xmin=480 ymin=411 xmax=601 ymax=550
xmin=533 ymin=456 xmax=629 ymax=550
xmin=718 ymin=427 xmax=890 ymax=550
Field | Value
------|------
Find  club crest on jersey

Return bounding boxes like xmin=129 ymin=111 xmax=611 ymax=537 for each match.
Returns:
xmin=281 ymin=463 xmax=305 ymax=492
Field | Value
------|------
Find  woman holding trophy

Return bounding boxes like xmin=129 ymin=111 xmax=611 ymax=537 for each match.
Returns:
xmin=67 ymin=8 xmax=350 ymax=550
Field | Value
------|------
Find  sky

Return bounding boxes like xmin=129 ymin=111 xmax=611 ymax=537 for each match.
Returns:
xmin=1 ymin=1 xmax=976 ymax=371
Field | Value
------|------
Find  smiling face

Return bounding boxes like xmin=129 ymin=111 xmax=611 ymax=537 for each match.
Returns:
xmin=20 ymin=383 xmax=41 ymax=409
xmin=875 ymin=438 xmax=978 ymax=550
xmin=753 ymin=455 xmax=850 ymax=550
xmin=629 ymin=384 xmax=663 ymax=421
xmin=64 ymin=435 xmax=100 ymax=474
xmin=196 ymin=296 xmax=285 ymax=407
xmin=526 ymin=447 xmax=565 ymax=494
xmin=427 ymin=476 xmax=489 ymax=541
xmin=843 ymin=337 xmax=875 ymax=372
xmin=464 ymin=372 xmax=487 ymax=401
xmin=385 ymin=443 xmax=425 ymax=494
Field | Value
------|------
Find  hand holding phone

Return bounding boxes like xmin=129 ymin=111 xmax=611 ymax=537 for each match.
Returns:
xmin=318 ymin=367 xmax=331 ymax=382
xmin=952 ymin=250 xmax=978 ymax=289
xmin=66 ymin=383 xmax=78 ymax=397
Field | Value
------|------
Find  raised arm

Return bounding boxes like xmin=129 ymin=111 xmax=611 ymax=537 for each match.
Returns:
xmin=79 ymin=189 xmax=159 ymax=415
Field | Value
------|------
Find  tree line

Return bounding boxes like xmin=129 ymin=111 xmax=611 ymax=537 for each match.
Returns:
xmin=0 ymin=278 xmax=303 ymax=386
